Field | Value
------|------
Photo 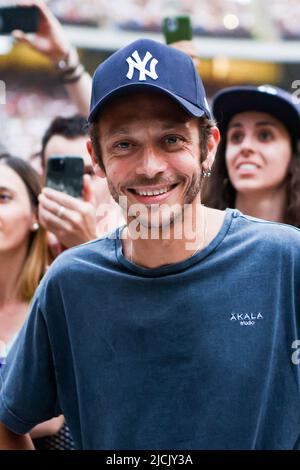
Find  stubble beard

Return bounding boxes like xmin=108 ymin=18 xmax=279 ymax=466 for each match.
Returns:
xmin=107 ymin=170 xmax=202 ymax=233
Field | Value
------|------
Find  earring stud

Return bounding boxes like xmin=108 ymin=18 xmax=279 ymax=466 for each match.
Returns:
xmin=32 ymin=222 xmax=39 ymax=231
xmin=201 ymin=169 xmax=211 ymax=177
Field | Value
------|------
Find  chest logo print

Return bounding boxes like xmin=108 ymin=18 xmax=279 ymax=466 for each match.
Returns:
xmin=230 ymin=312 xmax=263 ymax=326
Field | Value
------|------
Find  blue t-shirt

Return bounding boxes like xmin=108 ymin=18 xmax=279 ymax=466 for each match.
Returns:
xmin=0 ymin=209 xmax=300 ymax=450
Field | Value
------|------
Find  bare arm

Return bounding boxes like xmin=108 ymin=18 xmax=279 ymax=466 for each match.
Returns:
xmin=30 ymin=415 xmax=64 ymax=439
xmin=64 ymin=72 xmax=92 ymax=117
xmin=0 ymin=421 xmax=34 ymax=450
xmin=13 ymin=0 xmax=91 ymax=116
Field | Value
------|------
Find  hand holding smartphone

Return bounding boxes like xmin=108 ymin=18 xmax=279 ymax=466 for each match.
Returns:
xmin=0 ymin=6 xmax=39 ymax=34
xmin=46 ymin=156 xmax=84 ymax=199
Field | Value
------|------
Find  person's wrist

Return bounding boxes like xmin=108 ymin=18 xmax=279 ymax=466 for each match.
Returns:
xmin=55 ymin=47 xmax=79 ymax=70
xmin=49 ymin=42 xmax=71 ymax=64
xmin=59 ymin=64 xmax=85 ymax=84
xmin=54 ymin=47 xmax=85 ymax=83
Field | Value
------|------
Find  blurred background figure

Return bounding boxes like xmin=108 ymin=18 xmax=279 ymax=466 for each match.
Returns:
xmin=40 ymin=115 xmax=112 ymax=213
xmin=37 ymin=115 xmax=122 ymax=260
xmin=13 ymin=0 xmax=91 ymax=116
xmin=0 ymin=154 xmax=47 ymax=351
xmin=1 ymin=0 xmax=299 ymax=162
xmin=0 ymin=154 xmax=72 ymax=447
xmin=203 ymin=85 xmax=300 ymax=228
xmin=0 ymin=0 xmax=92 ymax=160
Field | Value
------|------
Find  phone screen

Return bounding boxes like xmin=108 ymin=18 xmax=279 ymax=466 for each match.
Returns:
xmin=0 ymin=6 xmax=39 ymax=34
xmin=163 ymin=16 xmax=193 ymax=44
xmin=46 ymin=156 xmax=84 ymax=199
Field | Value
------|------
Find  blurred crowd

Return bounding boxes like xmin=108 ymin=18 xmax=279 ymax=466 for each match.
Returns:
xmin=271 ymin=0 xmax=300 ymax=39
xmin=48 ymin=0 xmax=300 ymax=39
xmin=2 ymin=0 xmax=300 ymax=160
xmin=0 ymin=83 xmax=76 ymax=159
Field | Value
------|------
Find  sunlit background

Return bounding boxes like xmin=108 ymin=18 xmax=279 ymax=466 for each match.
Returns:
xmin=0 ymin=0 xmax=299 ymax=158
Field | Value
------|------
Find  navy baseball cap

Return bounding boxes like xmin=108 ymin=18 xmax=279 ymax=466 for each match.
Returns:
xmin=212 ymin=85 xmax=300 ymax=145
xmin=88 ymin=38 xmax=211 ymax=123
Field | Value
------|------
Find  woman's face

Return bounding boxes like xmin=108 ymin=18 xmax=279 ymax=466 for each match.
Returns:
xmin=0 ymin=165 xmax=36 ymax=254
xmin=225 ymin=111 xmax=292 ymax=195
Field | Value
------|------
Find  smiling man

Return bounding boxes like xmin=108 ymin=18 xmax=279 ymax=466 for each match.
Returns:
xmin=0 ymin=39 xmax=300 ymax=450
xmin=88 ymin=89 xmax=222 ymax=265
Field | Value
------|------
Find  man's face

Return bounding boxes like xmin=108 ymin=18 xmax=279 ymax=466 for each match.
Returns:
xmin=94 ymin=91 xmax=206 ymax=229
xmin=43 ymin=135 xmax=110 ymax=207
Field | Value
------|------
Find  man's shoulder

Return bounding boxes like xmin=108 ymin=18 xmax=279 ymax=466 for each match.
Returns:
xmin=237 ymin=211 xmax=300 ymax=234
xmin=34 ymin=231 xmax=121 ymax=308
xmin=46 ymin=231 xmax=119 ymax=279
xmin=235 ymin=211 xmax=300 ymax=251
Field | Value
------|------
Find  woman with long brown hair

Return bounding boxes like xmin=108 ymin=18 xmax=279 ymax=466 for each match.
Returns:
xmin=203 ymin=85 xmax=300 ymax=227
xmin=0 ymin=154 xmax=48 ymax=351
xmin=0 ymin=154 xmax=74 ymax=448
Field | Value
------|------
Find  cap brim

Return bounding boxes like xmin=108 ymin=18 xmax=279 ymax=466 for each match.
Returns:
xmin=88 ymin=83 xmax=207 ymax=123
xmin=212 ymin=87 xmax=300 ymax=141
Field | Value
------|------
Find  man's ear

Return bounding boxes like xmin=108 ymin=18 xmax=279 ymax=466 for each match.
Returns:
xmin=87 ymin=140 xmax=106 ymax=178
xmin=202 ymin=127 xmax=220 ymax=172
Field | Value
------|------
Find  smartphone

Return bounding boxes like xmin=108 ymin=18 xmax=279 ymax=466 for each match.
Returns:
xmin=163 ymin=15 xmax=193 ymax=44
xmin=0 ymin=6 xmax=39 ymax=34
xmin=46 ymin=156 xmax=84 ymax=199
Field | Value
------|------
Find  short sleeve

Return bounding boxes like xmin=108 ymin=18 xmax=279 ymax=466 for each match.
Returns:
xmin=0 ymin=296 xmax=60 ymax=435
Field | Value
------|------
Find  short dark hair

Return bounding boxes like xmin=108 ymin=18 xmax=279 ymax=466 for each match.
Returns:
xmin=40 ymin=115 xmax=88 ymax=168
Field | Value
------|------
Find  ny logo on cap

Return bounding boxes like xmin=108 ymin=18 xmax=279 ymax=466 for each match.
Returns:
xmin=126 ymin=50 xmax=158 ymax=81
